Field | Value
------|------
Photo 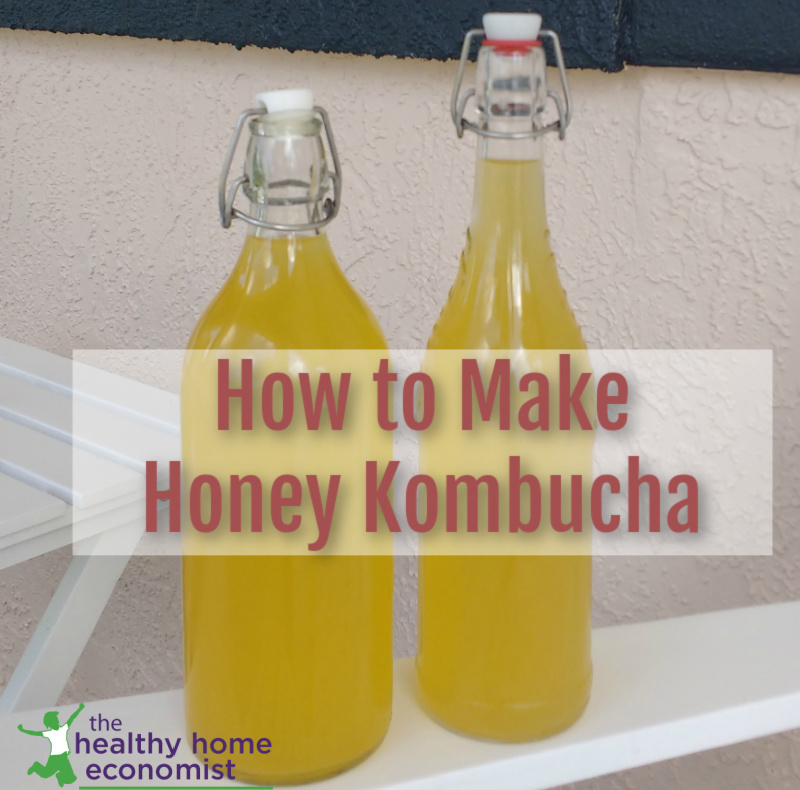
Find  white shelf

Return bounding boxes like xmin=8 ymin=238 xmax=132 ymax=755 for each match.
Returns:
xmin=0 ymin=337 xmax=178 ymax=713
xmin=2 ymin=601 xmax=799 ymax=789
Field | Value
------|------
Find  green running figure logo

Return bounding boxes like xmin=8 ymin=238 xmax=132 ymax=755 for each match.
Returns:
xmin=17 ymin=703 xmax=85 ymax=787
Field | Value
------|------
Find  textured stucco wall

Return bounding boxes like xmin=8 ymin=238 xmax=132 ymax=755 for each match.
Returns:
xmin=1 ymin=28 xmax=799 ymax=789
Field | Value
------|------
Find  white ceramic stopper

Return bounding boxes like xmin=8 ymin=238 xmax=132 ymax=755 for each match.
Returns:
xmin=482 ymin=12 xmax=542 ymax=41
xmin=255 ymin=88 xmax=314 ymax=114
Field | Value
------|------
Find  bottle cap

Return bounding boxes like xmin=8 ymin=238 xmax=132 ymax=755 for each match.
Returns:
xmin=482 ymin=12 xmax=542 ymax=42
xmin=255 ymin=88 xmax=314 ymax=114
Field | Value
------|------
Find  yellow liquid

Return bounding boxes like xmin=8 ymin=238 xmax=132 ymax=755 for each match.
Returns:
xmin=417 ymin=158 xmax=593 ymax=741
xmin=182 ymin=233 xmax=393 ymax=784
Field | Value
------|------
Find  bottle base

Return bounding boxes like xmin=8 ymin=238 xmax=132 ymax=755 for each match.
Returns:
xmin=224 ymin=731 xmax=389 ymax=786
xmin=416 ymin=669 xmax=592 ymax=743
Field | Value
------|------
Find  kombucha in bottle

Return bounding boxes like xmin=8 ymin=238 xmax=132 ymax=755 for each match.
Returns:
xmin=416 ymin=14 xmax=593 ymax=742
xmin=181 ymin=89 xmax=392 ymax=784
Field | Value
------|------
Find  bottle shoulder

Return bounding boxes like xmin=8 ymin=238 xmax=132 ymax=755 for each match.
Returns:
xmin=429 ymin=157 xmax=585 ymax=351
xmin=187 ymin=234 xmax=387 ymax=352
xmin=428 ymin=233 xmax=585 ymax=352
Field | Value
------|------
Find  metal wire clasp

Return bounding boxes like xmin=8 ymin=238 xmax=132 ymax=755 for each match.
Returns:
xmin=451 ymin=27 xmax=572 ymax=141
xmin=218 ymin=105 xmax=342 ymax=232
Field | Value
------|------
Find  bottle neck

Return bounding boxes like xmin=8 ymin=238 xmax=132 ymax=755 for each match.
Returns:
xmin=470 ymin=42 xmax=549 ymax=231
xmin=471 ymin=136 xmax=548 ymax=233
xmin=242 ymin=113 xmax=330 ymax=239
xmin=245 ymin=203 xmax=326 ymax=239
xmin=477 ymin=113 xmax=544 ymax=162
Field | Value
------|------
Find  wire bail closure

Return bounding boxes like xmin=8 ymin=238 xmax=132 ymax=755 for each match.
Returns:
xmin=218 ymin=105 xmax=342 ymax=232
xmin=451 ymin=28 xmax=572 ymax=141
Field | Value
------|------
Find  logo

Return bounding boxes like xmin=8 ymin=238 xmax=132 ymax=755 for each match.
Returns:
xmin=18 ymin=703 xmax=85 ymax=787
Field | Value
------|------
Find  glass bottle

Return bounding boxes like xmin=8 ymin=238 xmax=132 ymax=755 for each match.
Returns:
xmin=416 ymin=14 xmax=593 ymax=742
xmin=181 ymin=89 xmax=392 ymax=784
